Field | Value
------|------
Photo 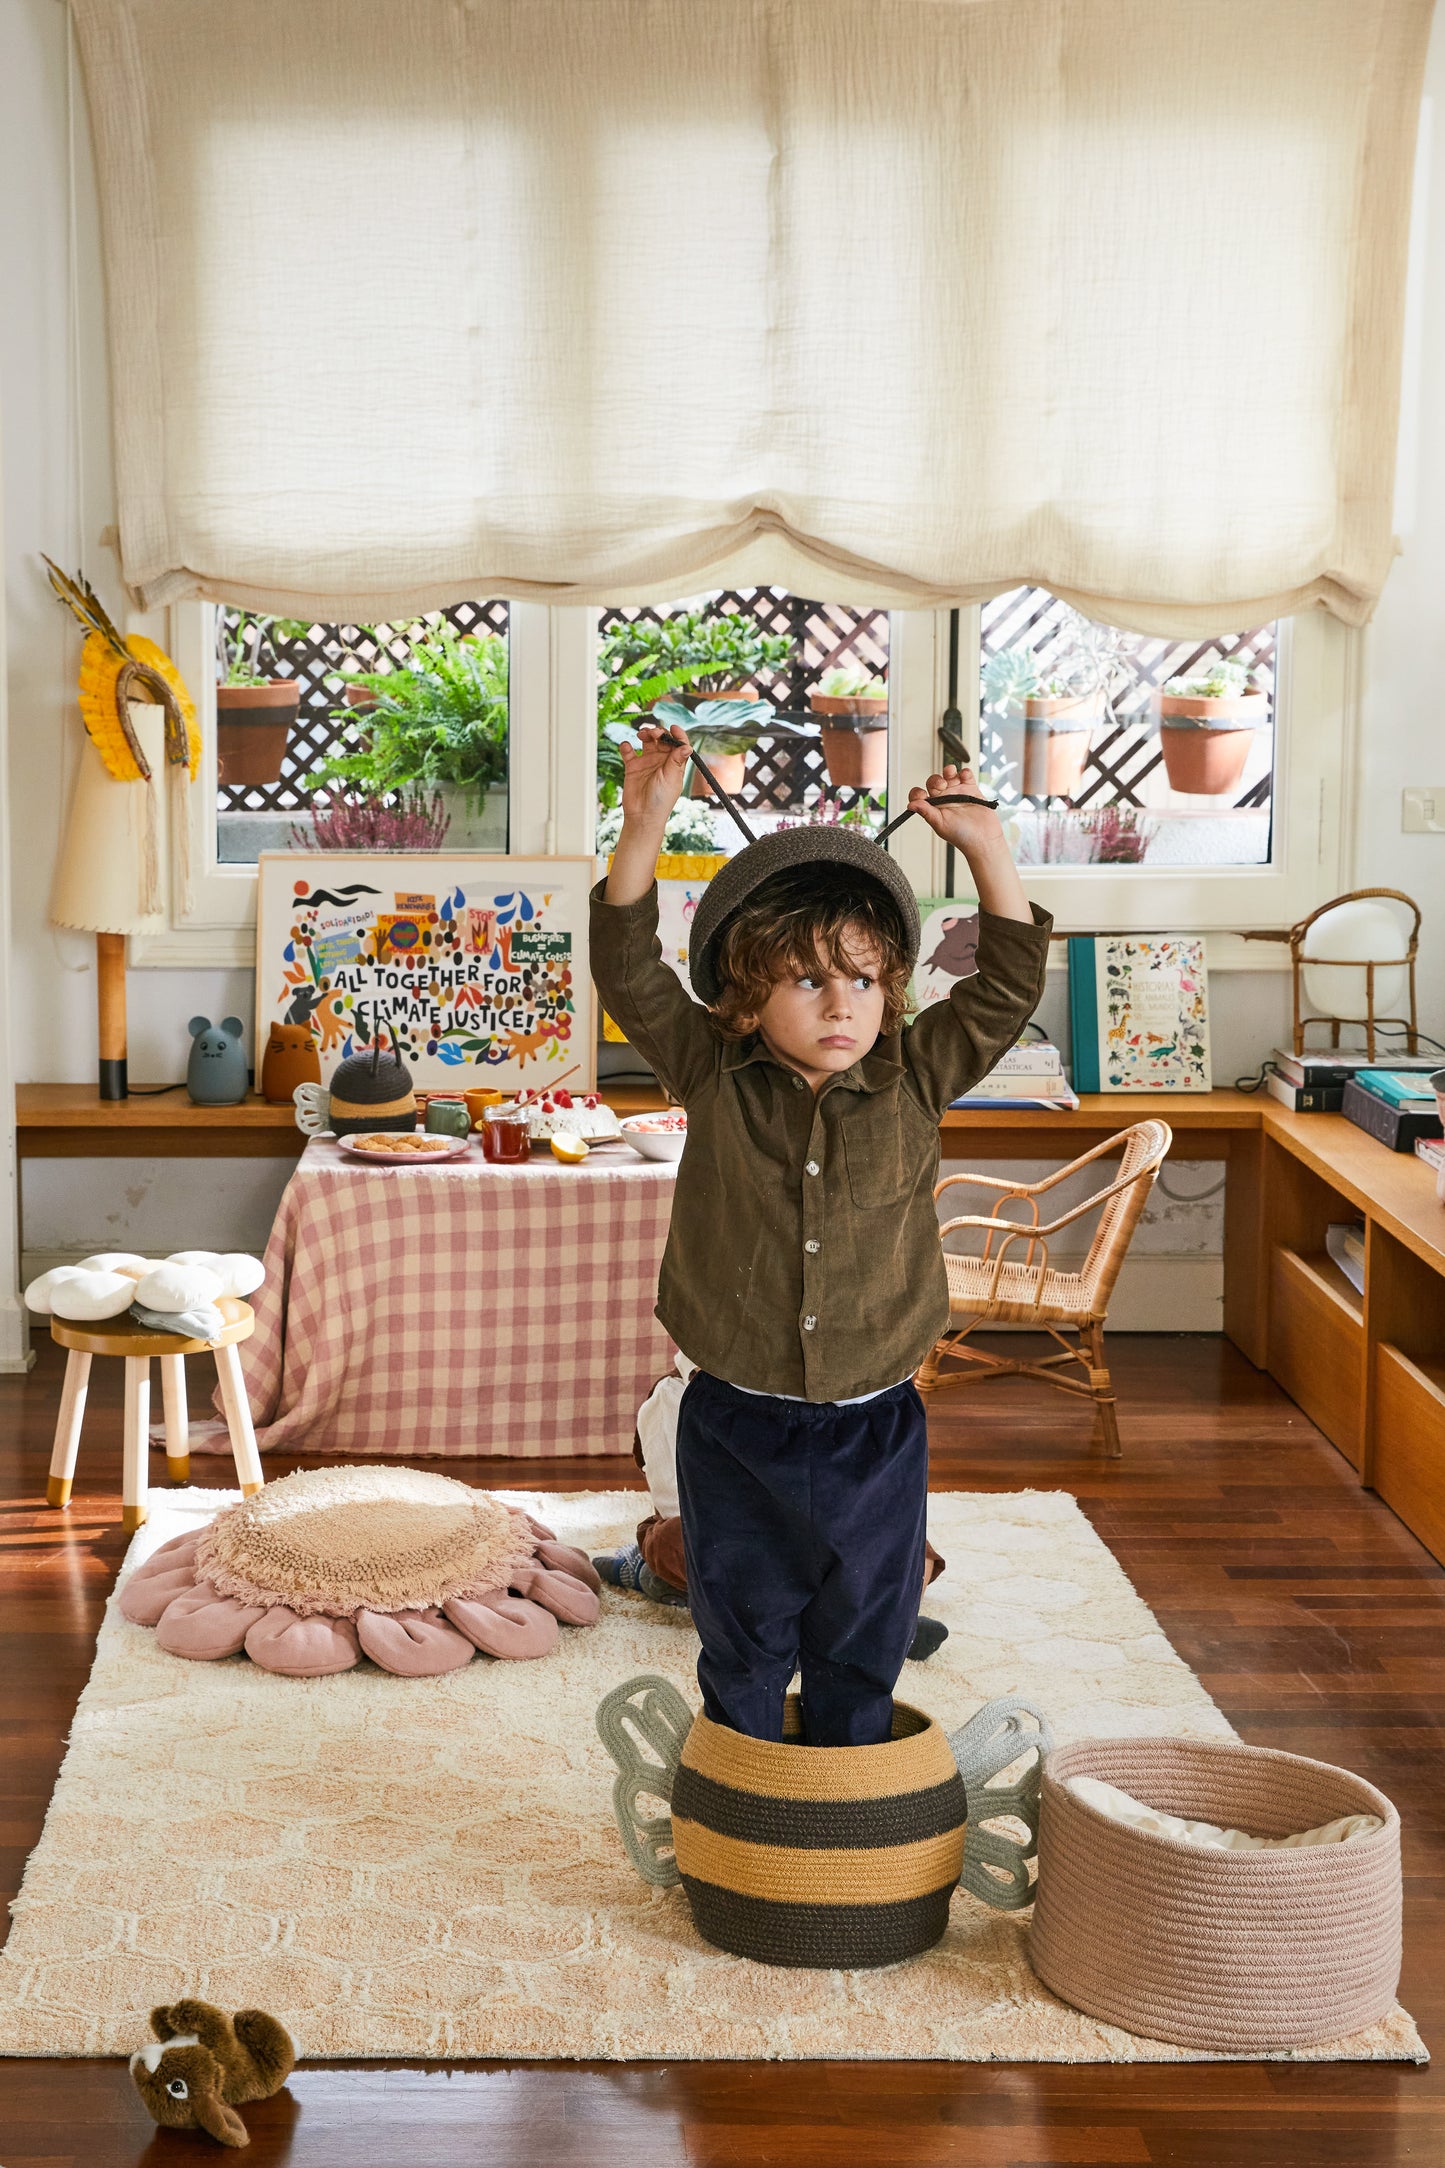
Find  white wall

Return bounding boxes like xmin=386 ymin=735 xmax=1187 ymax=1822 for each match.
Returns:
xmin=2 ymin=0 xmax=1442 ymax=1310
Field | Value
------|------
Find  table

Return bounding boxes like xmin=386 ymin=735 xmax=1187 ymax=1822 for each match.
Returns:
xmin=217 ymin=1137 xmax=678 ymax=1459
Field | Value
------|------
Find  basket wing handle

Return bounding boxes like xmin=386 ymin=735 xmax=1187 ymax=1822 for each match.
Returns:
xmin=595 ymin=1673 xmax=694 ymax=1889
xmin=948 ymin=1695 xmax=1054 ymax=1912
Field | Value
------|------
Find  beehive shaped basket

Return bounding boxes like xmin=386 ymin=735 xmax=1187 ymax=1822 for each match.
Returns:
xmin=1030 ymin=1736 xmax=1403 ymax=2050
xmin=327 ymin=1044 xmax=417 ymax=1137
xmin=597 ymin=1677 xmax=1050 ymax=1970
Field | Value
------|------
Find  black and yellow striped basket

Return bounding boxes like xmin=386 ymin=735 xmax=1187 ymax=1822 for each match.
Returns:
xmin=597 ymin=1676 xmax=1050 ymax=1971
xmin=673 ymin=1696 xmax=966 ymax=1967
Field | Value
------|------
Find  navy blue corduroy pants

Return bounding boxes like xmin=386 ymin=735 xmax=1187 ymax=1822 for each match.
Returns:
xmin=674 ymin=1370 xmax=929 ymax=1747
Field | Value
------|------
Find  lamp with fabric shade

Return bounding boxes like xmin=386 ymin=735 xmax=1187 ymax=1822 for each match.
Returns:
xmin=51 ymin=702 xmax=167 ymax=1099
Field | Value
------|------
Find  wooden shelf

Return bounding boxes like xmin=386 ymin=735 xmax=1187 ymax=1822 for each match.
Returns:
xmin=1372 ymin=1343 xmax=1445 ymax=1564
xmin=15 ymin=1080 xmax=668 ymax=1158
xmin=1268 ymin=1246 xmax=1365 ymax=1466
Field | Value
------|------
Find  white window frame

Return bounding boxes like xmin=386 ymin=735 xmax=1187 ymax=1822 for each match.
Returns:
xmin=131 ymin=598 xmax=1355 ymax=974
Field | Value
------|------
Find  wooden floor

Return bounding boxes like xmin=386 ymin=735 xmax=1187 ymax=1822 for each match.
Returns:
xmin=0 ymin=1333 xmax=1440 ymax=2166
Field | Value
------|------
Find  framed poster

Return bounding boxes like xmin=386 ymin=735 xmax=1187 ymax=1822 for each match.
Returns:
xmin=256 ymin=854 xmax=596 ymax=1092
xmin=600 ymin=851 xmax=728 ymax=1043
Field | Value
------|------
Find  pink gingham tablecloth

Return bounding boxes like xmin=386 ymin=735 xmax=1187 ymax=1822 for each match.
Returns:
xmin=217 ymin=1138 xmax=677 ymax=1457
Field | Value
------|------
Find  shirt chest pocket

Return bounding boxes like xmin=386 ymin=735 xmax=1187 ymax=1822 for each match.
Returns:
xmin=840 ymin=1096 xmax=928 ymax=1210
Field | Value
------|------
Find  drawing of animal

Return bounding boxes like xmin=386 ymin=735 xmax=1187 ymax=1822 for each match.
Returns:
xmin=922 ymin=913 xmax=981 ymax=979
xmin=283 ymin=982 xmax=324 ymax=1028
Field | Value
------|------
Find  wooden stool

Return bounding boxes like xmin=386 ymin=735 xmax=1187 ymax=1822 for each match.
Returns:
xmin=46 ymin=1295 xmax=263 ymax=1533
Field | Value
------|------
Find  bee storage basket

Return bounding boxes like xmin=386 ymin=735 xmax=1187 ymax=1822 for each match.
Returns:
xmin=671 ymin=1699 xmax=968 ymax=1968
xmin=597 ymin=1678 xmax=1050 ymax=1971
xmin=1030 ymin=1737 xmax=1402 ymax=2050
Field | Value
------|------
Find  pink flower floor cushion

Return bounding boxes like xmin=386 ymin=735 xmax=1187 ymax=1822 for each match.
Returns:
xmin=119 ymin=1466 xmax=601 ymax=1678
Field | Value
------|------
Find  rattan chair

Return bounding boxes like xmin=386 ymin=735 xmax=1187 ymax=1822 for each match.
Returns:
xmin=915 ymin=1119 xmax=1172 ymax=1456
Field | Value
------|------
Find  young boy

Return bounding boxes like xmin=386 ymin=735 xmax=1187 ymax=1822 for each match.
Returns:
xmin=591 ymin=723 xmax=1050 ymax=1747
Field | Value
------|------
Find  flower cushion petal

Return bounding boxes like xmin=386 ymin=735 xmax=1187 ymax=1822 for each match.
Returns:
xmin=119 ymin=1562 xmax=201 ymax=1627
xmin=443 ymin=1591 xmax=559 ymax=1659
xmin=509 ymin=1561 xmax=601 ymax=1626
xmin=523 ymin=1513 xmax=557 ymax=1544
xmin=356 ymin=1607 xmax=475 ymax=1676
xmin=244 ymin=1606 xmax=361 ymax=1676
xmin=533 ymin=1539 xmax=603 ymax=1593
xmin=155 ymin=1585 xmax=268 ymax=1659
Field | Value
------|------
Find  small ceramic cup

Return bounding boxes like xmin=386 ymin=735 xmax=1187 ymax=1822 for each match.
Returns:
xmin=424 ymin=1096 xmax=472 ymax=1139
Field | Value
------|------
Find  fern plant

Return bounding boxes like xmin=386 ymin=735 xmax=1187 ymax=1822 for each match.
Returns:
xmin=309 ymin=624 xmax=509 ymax=805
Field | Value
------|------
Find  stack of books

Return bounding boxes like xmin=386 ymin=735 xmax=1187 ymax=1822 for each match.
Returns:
xmin=951 ymin=1041 xmax=1080 ymax=1113
xmin=1342 ymin=1069 xmax=1444 ymax=1152
xmin=1267 ymin=1047 xmax=1439 ymax=1113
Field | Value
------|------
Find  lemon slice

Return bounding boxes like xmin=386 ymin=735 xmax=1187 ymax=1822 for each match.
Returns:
xmin=550 ymin=1132 xmax=590 ymax=1164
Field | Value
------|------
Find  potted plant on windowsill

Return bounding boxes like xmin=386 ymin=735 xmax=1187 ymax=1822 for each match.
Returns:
xmin=306 ymin=622 xmax=508 ymax=844
xmin=650 ymin=697 xmax=812 ymax=801
xmin=1155 ymin=659 xmax=1270 ymax=795
xmin=982 ymin=644 xmax=1107 ymax=801
xmin=215 ymin=612 xmax=309 ymax=786
xmin=807 ymin=665 xmax=889 ymax=790
xmin=599 ymin=610 xmax=792 ymax=711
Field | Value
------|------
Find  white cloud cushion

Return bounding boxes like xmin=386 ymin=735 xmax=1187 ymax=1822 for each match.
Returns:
xmin=167 ymin=1251 xmax=264 ymax=1298
xmin=23 ymin=1267 xmax=89 ymax=1314
xmin=46 ymin=1270 xmax=138 ymax=1322
xmin=76 ymin=1252 xmax=152 ymax=1279
xmin=136 ymin=1261 xmax=225 ymax=1314
xmin=1068 ymin=1775 xmax=1383 ymax=1851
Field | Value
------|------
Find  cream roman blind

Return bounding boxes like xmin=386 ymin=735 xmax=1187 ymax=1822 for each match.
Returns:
xmin=74 ymin=0 xmax=1433 ymax=629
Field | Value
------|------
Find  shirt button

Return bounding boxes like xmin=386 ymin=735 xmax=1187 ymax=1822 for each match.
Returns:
xmin=803 ymin=1315 xmax=817 ymax=1331
xmin=805 ymin=1160 xmax=820 ymax=1176
xmin=805 ymin=1239 xmax=820 ymax=1254
xmin=792 ymin=1075 xmax=805 ymax=1091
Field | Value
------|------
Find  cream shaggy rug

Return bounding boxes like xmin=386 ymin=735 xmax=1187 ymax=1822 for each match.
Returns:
xmin=0 ymin=1489 xmax=1425 ymax=2063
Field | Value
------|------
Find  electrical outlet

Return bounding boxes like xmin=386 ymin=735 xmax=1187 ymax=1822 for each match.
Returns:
xmin=1402 ymin=787 xmax=1445 ymax=833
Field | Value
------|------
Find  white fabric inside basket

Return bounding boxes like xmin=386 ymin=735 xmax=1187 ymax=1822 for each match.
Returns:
xmin=1068 ymin=1775 xmax=1383 ymax=1852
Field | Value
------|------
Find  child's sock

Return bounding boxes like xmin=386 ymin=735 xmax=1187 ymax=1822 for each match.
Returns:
xmin=592 ymin=1547 xmax=690 ymax=1609
xmin=907 ymin=1615 xmax=949 ymax=1662
xmin=592 ymin=1544 xmax=648 ymax=1591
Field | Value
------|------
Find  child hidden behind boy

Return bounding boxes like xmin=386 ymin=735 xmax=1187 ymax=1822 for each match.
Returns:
xmin=591 ymin=722 xmax=1050 ymax=1747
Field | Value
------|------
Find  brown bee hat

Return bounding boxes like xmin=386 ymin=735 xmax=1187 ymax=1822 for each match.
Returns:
xmin=687 ymin=827 xmax=921 ymax=1006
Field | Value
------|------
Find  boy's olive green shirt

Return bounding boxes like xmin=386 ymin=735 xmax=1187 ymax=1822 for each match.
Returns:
xmin=590 ymin=881 xmax=1053 ymax=1401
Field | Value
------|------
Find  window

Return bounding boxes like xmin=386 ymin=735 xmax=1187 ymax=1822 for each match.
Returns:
xmin=212 ymin=602 xmax=510 ymax=864
xmin=978 ymin=589 xmax=1277 ymax=870
xmin=594 ymin=591 xmax=891 ymax=862
xmin=137 ymin=593 xmax=1354 ymax=967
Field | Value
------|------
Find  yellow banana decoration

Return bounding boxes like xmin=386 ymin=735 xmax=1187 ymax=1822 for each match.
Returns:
xmin=45 ymin=557 xmax=199 ymax=783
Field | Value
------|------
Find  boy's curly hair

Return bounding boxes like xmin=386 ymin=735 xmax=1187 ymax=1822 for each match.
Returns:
xmin=710 ymin=864 xmax=914 ymax=1040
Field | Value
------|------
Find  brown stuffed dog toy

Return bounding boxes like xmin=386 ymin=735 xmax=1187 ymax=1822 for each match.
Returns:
xmin=129 ymin=1999 xmax=295 ymax=2147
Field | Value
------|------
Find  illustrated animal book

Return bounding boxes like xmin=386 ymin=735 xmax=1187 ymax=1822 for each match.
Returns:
xmin=1068 ymin=935 xmax=1210 ymax=1093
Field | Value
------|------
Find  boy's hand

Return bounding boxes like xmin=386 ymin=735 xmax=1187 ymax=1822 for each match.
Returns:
xmin=908 ymin=766 xmax=1008 ymax=856
xmin=620 ymin=723 xmax=692 ymax=833
xmin=908 ymin=765 xmax=1033 ymax=923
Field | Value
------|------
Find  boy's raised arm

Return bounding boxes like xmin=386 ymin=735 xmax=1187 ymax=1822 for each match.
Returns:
xmin=900 ymin=766 xmax=1053 ymax=1116
xmin=592 ymin=723 xmax=718 ymax=1104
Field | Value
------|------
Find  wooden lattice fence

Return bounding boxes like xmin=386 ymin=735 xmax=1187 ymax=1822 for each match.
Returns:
xmin=978 ymin=588 xmax=1276 ymax=812
xmin=215 ymin=601 xmax=510 ymax=814
xmin=600 ymin=592 xmax=890 ymax=814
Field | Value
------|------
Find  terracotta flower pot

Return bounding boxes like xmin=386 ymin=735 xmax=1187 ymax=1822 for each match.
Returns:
xmin=1156 ymin=692 xmax=1270 ymax=795
xmin=689 ymin=749 xmax=748 ymax=800
xmin=810 ymin=693 xmax=889 ymax=791
xmin=216 ymin=680 xmax=301 ymax=787
xmin=1020 ymin=693 xmax=1100 ymax=798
